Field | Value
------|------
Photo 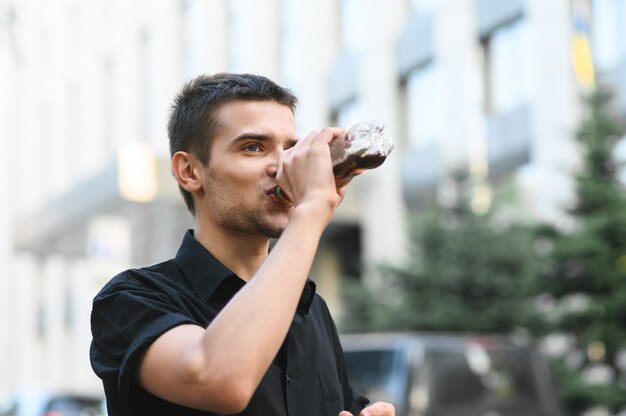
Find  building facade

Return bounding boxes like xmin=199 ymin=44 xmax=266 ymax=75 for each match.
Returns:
xmin=1 ymin=0 xmax=624 ymax=396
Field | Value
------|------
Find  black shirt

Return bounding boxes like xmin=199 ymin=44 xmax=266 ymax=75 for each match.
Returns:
xmin=90 ymin=230 xmax=368 ymax=416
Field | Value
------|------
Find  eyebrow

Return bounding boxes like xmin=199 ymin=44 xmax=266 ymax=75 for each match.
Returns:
xmin=231 ymin=133 xmax=298 ymax=148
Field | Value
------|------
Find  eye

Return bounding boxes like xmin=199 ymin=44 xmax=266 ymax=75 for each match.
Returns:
xmin=243 ymin=143 xmax=262 ymax=152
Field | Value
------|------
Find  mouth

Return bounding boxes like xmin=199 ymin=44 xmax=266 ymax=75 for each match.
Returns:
xmin=266 ymin=186 xmax=280 ymax=202
xmin=267 ymin=187 xmax=292 ymax=207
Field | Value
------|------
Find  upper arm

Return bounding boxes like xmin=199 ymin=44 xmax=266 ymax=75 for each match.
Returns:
xmin=137 ymin=323 xmax=251 ymax=413
xmin=91 ymin=281 xmax=251 ymax=414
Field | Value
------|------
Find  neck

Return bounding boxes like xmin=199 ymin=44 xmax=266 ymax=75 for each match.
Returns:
xmin=193 ymin=221 xmax=271 ymax=282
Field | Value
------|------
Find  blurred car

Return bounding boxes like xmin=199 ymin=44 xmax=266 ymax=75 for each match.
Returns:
xmin=0 ymin=387 xmax=103 ymax=416
xmin=99 ymin=399 xmax=107 ymax=416
xmin=341 ymin=332 xmax=563 ymax=416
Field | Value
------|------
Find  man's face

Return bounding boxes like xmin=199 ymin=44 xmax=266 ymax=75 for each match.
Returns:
xmin=196 ymin=100 xmax=298 ymax=239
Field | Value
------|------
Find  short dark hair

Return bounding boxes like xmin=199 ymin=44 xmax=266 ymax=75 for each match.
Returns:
xmin=168 ymin=73 xmax=298 ymax=216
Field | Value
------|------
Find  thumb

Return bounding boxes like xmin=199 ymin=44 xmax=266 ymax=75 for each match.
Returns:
xmin=338 ymin=412 xmax=353 ymax=416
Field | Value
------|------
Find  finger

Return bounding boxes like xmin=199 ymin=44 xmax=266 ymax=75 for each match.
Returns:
xmin=360 ymin=401 xmax=396 ymax=416
xmin=283 ymin=128 xmax=340 ymax=176
xmin=304 ymin=127 xmax=345 ymax=146
xmin=295 ymin=129 xmax=319 ymax=149
xmin=338 ymin=412 xmax=353 ymax=416
xmin=335 ymin=186 xmax=347 ymax=207
xmin=276 ymin=146 xmax=291 ymax=178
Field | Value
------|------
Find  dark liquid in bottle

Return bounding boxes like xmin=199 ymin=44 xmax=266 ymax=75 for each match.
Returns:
xmin=333 ymin=153 xmax=387 ymax=188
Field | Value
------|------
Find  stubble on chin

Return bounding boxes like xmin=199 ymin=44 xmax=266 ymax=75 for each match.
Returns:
xmin=252 ymin=216 xmax=286 ymax=239
xmin=226 ymin=210 xmax=286 ymax=240
xmin=205 ymin=185 xmax=287 ymax=238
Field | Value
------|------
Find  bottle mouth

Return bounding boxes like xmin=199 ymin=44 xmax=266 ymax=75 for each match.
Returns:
xmin=273 ymin=187 xmax=292 ymax=205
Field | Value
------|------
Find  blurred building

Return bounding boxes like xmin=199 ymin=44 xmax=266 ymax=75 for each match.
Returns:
xmin=0 ymin=0 xmax=625 ymax=396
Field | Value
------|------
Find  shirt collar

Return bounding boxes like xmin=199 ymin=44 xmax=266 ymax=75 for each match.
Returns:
xmin=175 ymin=230 xmax=317 ymax=314
xmin=175 ymin=230 xmax=235 ymax=303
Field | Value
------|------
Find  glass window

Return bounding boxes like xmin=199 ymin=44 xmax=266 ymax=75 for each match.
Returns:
xmin=45 ymin=396 xmax=102 ymax=416
xmin=335 ymin=99 xmax=364 ymax=129
xmin=280 ymin=0 xmax=304 ymax=89
xmin=228 ymin=0 xmax=246 ymax=72
xmin=486 ymin=18 xmax=535 ymax=114
xmin=340 ymin=0 xmax=369 ymax=52
xmin=410 ymin=0 xmax=437 ymax=11
xmin=343 ymin=349 xmax=400 ymax=404
xmin=427 ymin=347 xmax=539 ymax=410
xmin=0 ymin=399 xmax=17 ymax=416
xmin=181 ymin=0 xmax=205 ymax=79
xmin=406 ymin=63 xmax=443 ymax=149
xmin=229 ymin=0 xmax=271 ymax=73
xmin=591 ymin=0 xmax=626 ymax=71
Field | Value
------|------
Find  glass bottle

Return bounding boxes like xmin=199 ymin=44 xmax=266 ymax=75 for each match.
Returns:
xmin=274 ymin=120 xmax=394 ymax=205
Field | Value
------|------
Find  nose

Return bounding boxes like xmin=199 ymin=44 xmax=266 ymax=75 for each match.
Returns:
xmin=267 ymin=162 xmax=278 ymax=178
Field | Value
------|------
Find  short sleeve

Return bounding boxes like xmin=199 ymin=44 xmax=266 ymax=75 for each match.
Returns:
xmin=90 ymin=278 xmax=200 ymax=412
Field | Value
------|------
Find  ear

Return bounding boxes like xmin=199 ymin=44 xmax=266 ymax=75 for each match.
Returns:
xmin=171 ymin=151 xmax=203 ymax=193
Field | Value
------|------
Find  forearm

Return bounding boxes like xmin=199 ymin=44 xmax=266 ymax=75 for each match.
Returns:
xmin=199 ymin=204 xmax=329 ymax=386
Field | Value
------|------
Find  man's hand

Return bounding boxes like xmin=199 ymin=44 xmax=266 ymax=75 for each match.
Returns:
xmin=277 ymin=128 xmax=345 ymax=210
xmin=338 ymin=401 xmax=395 ymax=416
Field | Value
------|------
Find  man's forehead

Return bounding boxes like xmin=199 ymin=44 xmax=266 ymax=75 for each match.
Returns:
xmin=214 ymin=100 xmax=297 ymax=138
xmin=215 ymin=99 xmax=294 ymax=118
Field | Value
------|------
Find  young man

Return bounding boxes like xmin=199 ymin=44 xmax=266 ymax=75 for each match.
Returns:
xmin=90 ymin=73 xmax=395 ymax=416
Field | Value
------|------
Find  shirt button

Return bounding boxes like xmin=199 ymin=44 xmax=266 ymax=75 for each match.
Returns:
xmin=286 ymin=374 xmax=292 ymax=384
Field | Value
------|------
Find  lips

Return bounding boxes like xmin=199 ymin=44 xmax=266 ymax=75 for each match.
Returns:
xmin=267 ymin=186 xmax=291 ymax=207
xmin=267 ymin=187 xmax=280 ymax=202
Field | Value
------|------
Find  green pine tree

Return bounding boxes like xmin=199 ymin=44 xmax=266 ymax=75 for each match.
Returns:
xmin=341 ymin=171 xmax=541 ymax=334
xmin=533 ymin=88 xmax=626 ymax=415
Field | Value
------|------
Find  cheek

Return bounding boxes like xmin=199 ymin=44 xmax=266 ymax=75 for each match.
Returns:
xmin=204 ymin=160 xmax=267 ymax=200
xmin=205 ymin=171 xmax=257 ymax=205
